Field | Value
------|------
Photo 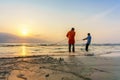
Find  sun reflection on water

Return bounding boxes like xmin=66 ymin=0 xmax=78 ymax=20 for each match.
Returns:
xmin=21 ymin=46 xmax=27 ymax=56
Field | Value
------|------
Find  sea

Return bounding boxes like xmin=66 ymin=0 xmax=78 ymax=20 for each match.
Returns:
xmin=0 ymin=43 xmax=120 ymax=58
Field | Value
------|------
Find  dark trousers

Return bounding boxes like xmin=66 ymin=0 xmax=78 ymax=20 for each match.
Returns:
xmin=69 ymin=44 xmax=75 ymax=52
xmin=85 ymin=43 xmax=90 ymax=52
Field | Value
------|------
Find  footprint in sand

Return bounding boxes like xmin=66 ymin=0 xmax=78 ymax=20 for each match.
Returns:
xmin=17 ymin=74 xmax=27 ymax=80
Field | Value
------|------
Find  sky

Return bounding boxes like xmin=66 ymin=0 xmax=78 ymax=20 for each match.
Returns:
xmin=0 ymin=0 xmax=120 ymax=43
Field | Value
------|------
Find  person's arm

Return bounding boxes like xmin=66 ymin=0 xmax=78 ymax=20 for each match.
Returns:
xmin=66 ymin=32 xmax=69 ymax=38
xmin=83 ymin=37 xmax=87 ymax=40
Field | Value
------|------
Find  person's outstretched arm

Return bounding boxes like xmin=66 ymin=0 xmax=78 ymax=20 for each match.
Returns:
xmin=83 ymin=37 xmax=87 ymax=40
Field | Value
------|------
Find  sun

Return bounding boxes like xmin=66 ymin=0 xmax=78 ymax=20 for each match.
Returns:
xmin=17 ymin=24 xmax=31 ymax=37
xmin=21 ymin=28 xmax=29 ymax=36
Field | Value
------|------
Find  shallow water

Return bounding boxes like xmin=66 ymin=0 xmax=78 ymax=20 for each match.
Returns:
xmin=0 ymin=43 xmax=120 ymax=58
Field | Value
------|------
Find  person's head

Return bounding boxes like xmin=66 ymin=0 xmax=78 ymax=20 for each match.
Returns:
xmin=71 ymin=28 xmax=75 ymax=31
xmin=88 ymin=33 xmax=90 ymax=36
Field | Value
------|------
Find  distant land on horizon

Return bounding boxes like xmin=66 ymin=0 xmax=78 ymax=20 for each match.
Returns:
xmin=0 ymin=32 xmax=47 ymax=43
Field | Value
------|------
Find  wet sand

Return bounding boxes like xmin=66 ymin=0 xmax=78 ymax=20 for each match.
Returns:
xmin=0 ymin=53 xmax=120 ymax=80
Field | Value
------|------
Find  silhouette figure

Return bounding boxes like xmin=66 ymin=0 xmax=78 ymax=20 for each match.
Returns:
xmin=83 ymin=33 xmax=92 ymax=52
xmin=66 ymin=28 xmax=75 ymax=52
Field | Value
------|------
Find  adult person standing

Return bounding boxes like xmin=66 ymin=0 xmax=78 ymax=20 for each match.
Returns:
xmin=83 ymin=33 xmax=92 ymax=52
xmin=66 ymin=28 xmax=76 ymax=52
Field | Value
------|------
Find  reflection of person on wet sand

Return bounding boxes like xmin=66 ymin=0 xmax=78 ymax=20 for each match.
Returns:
xmin=83 ymin=33 xmax=92 ymax=52
xmin=66 ymin=28 xmax=75 ymax=52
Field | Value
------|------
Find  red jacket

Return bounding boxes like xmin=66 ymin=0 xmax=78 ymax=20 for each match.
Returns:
xmin=66 ymin=30 xmax=75 ymax=44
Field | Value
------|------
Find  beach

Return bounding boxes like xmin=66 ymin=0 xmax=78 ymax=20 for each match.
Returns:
xmin=0 ymin=43 xmax=120 ymax=80
xmin=0 ymin=53 xmax=120 ymax=80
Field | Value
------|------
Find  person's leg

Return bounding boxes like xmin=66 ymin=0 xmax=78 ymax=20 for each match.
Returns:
xmin=85 ymin=44 xmax=89 ymax=51
xmin=69 ymin=44 xmax=71 ymax=52
xmin=72 ymin=44 xmax=75 ymax=52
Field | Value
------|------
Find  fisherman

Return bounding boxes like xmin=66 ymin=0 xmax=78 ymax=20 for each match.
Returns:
xmin=66 ymin=28 xmax=76 ymax=52
xmin=83 ymin=33 xmax=92 ymax=52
